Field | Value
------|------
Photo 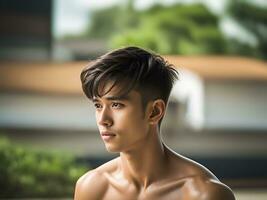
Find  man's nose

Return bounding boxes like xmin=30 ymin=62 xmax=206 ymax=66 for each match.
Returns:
xmin=98 ymin=107 xmax=113 ymax=127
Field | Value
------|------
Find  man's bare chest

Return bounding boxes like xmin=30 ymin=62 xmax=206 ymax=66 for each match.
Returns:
xmin=101 ymin=179 xmax=186 ymax=200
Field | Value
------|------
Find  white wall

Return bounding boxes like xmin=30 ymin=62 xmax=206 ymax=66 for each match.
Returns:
xmin=0 ymin=93 xmax=97 ymax=131
xmin=204 ymin=81 xmax=267 ymax=130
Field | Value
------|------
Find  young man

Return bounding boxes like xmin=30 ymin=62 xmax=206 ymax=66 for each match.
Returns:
xmin=75 ymin=46 xmax=235 ymax=200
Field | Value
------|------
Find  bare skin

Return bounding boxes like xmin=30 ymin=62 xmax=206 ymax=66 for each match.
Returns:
xmin=75 ymin=84 xmax=235 ymax=200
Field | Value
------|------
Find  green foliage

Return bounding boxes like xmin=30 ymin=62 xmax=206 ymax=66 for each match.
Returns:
xmin=227 ymin=0 xmax=267 ymax=59
xmin=88 ymin=7 xmax=123 ymax=39
xmin=87 ymin=2 xmax=139 ymax=40
xmin=87 ymin=3 xmax=226 ymax=55
xmin=84 ymin=0 xmax=267 ymax=59
xmin=0 ymin=136 xmax=88 ymax=198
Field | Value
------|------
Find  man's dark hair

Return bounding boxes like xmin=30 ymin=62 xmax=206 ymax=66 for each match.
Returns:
xmin=81 ymin=46 xmax=178 ymax=111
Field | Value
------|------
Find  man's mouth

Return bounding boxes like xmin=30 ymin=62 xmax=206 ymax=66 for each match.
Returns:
xmin=100 ymin=131 xmax=116 ymax=141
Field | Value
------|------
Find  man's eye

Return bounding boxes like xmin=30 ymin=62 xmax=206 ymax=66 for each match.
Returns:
xmin=112 ymin=102 xmax=123 ymax=108
xmin=94 ymin=103 xmax=102 ymax=109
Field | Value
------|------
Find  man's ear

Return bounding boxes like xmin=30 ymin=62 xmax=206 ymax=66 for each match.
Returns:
xmin=148 ymin=99 xmax=165 ymax=125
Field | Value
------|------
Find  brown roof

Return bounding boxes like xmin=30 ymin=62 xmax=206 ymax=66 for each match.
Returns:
xmin=0 ymin=61 xmax=85 ymax=95
xmin=0 ymin=56 xmax=267 ymax=95
xmin=165 ymin=56 xmax=267 ymax=80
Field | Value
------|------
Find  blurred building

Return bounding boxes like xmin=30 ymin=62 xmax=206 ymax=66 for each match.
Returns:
xmin=1 ymin=57 xmax=267 ymax=188
xmin=0 ymin=0 xmax=53 ymax=61
xmin=0 ymin=0 xmax=107 ymax=62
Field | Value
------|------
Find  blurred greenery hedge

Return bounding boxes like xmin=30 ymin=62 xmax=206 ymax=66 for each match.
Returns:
xmin=0 ymin=136 xmax=88 ymax=198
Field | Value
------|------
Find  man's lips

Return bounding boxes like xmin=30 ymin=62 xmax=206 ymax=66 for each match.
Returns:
xmin=100 ymin=131 xmax=116 ymax=141
xmin=100 ymin=131 xmax=116 ymax=136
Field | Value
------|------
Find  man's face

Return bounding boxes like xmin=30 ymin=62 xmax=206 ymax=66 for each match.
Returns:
xmin=92 ymin=83 xmax=152 ymax=153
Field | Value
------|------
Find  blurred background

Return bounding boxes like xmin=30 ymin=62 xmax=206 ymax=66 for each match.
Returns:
xmin=0 ymin=0 xmax=267 ymax=199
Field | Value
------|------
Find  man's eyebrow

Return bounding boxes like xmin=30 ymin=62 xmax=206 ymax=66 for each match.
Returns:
xmin=92 ymin=95 xmax=130 ymax=102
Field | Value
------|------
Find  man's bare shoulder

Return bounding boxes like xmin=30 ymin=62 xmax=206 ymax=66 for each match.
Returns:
xmin=183 ymin=176 xmax=235 ymax=200
xmin=74 ymin=169 xmax=107 ymax=200
xmin=176 ymin=155 xmax=235 ymax=200
xmin=168 ymin=150 xmax=235 ymax=199
xmin=74 ymin=157 xmax=119 ymax=200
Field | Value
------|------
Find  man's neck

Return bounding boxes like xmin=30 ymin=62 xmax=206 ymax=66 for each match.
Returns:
xmin=118 ymin=128 xmax=168 ymax=190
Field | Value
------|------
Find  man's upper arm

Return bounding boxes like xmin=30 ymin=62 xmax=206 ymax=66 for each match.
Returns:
xmin=202 ymin=180 xmax=235 ymax=200
xmin=184 ymin=177 xmax=235 ymax=200
xmin=74 ymin=170 xmax=108 ymax=200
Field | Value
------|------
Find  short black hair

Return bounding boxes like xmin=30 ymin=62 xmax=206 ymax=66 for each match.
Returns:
xmin=81 ymin=46 xmax=178 ymax=110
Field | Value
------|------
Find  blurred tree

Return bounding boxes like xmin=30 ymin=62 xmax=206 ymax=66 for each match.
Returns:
xmin=86 ymin=2 xmax=226 ymax=55
xmin=85 ymin=0 xmax=267 ymax=59
xmin=110 ymin=3 xmax=226 ymax=55
xmin=87 ymin=0 xmax=138 ymax=40
xmin=87 ymin=6 xmax=122 ymax=39
xmin=227 ymin=0 xmax=267 ymax=59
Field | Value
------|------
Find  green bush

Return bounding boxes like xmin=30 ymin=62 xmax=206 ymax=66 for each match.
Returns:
xmin=0 ymin=136 xmax=88 ymax=198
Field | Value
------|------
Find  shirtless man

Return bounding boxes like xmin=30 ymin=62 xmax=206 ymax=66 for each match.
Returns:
xmin=75 ymin=46 xmax=235 ymax=200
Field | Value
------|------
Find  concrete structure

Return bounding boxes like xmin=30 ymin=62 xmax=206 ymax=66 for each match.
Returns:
xmin=1 ymin=57 xmax=267 ymax=160
xmin=0 ymin=0 xmax=53 ymax=61
xmin=166 ymin=56 xmax=267 ymax=131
